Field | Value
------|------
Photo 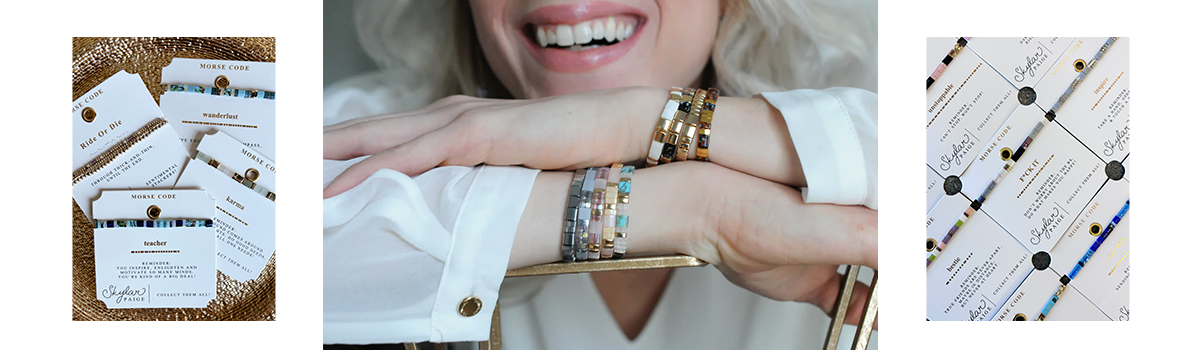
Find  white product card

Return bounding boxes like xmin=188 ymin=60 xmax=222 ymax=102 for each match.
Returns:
xmin=72 ymin=71 xmax=163 ymax=170
xmin=926 ymin=165 xmax=945 ymax=213
xmin=926 ymin=194 xmax=1033 ymax=321
xmin=979 ymin=122 xmax=1107 ymax=253
xmin=1050 ymin=179 xmax=1130 ymax=321
xmin=92 ymin=189 xmax=216 ymax=309
xmin=927 ymin=47 xmax=1020 ymax=178
xmin=175 ymin=132 xmax=276 ymax=282
xmin=1053 ymin=38 xmax=1130 ymax=162
xmin=159 ymin=58 xmax=276 ymax=159
xmin=72 ymin=120 xmax=191 ymax=220
xmin=967 ymin=37 xmax=1073 ymax=89
xmin=990 ymin=268 xmax=1110 ymax=321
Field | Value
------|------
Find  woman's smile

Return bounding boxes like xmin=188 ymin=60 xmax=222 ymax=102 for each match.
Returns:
xmin=518 ymin=2 xmax=645 ymax=72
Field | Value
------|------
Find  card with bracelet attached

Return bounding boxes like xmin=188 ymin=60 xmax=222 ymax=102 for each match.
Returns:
xmin=71 ymin=71 xmax=164 ymax=171
xmin=175 ymin=131 xmax=276 ymax=282
xmin=159 ymin=58 xmax=276 ymax=159
xmin=91 ymin=189 xmax=216 ymax=309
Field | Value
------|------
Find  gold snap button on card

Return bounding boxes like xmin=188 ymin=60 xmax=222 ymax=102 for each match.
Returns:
xmin=1000 ymin=147 xmax=1013 ymax=161
xmin=245 ymin=168 xmax=260 ymax=182
xmin=1074 ymin=59 xmax=1086 ymax=72
xmin=1090 ymin=223 xmax=1102 ymax=236
xmin=81 ymin=107 xmax=97 ymax=123
xmin=1013 ymin=313 xmax=1027 ymax=321
xmin=147 ymin=205 xmax=162 ymax=219
xmin=215 ymin=75 xmax=230 ymax=89
xmin=458 ymin=296 xmax=482 ymax=317
xmin=926 ymin=238 xmax=936 ymax=252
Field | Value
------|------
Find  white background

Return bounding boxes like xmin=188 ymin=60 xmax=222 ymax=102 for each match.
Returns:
xmin=1 ymin=0 xmax=1196 ymax=348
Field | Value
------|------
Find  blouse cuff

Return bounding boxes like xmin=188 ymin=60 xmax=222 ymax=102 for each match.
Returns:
xmin=761 ymin=88 xmax=877 ymax=209
xmin=428 ymin=165 xmax=539 ymax=342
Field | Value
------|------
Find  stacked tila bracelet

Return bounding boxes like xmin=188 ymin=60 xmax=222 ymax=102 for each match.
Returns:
xmin=646 ymin=86 xmax=719 ymax=166
xmin=562 ymin=165 xmax=634 ymax=262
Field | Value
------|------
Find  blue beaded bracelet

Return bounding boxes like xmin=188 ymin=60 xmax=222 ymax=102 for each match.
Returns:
xmin=94 ymin=219 xmax=213 ymax=228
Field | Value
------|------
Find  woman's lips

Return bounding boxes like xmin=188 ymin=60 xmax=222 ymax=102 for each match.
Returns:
xmin=519 ymin=2 xmax=646 ymax=73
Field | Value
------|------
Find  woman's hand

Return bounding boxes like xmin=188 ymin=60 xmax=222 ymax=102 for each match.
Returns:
xmin=676 ymin=162 xmax=878 ymax=325
xmin=323 ymin=87 xmax=664 ymax=197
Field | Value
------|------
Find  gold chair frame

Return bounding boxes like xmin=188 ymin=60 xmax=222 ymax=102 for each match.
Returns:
xmin=404 ymin=256 xmax=877 ymax=349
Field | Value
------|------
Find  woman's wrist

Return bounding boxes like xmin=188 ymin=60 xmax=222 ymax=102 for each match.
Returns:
xmin=623 ymin=163 xmax=704 ymax=257
xmin=702 ymin=95 xmax=806 ymax=187
xmin=618 ymin=86 xmax=674 ymax=166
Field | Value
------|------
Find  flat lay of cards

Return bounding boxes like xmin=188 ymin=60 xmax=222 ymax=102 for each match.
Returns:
xmin=925 ymin=37 xmax=1129 ymax=321
xmin=72 ymin=60 xmax=277 ymax=309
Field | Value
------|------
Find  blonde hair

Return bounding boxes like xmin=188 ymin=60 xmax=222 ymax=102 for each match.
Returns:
xmin=352 ymin=0 xmax=875 ymax=105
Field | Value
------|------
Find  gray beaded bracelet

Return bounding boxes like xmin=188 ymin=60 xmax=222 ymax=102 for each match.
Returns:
xmin=562 ymin=169 xmax=587 ymax=262
xmin=574 ymin=168 xmax=597 ymax=261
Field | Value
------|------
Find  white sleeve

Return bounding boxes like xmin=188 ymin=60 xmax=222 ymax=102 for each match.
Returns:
xmin=760 ymin=88 xmax=878 ymax=210
xmin=323 ymin=76 xmax=543 ymax=344
xmin=322 ymin=162 xmax=539 ymax=344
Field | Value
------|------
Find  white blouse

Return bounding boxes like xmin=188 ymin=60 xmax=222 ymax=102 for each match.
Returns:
xmin=322 ymin=74 xmax=879 ymax=348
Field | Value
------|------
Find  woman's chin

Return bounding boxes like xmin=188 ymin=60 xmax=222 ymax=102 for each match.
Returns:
xmin=520 ymin=76 xmax=644 ymax=98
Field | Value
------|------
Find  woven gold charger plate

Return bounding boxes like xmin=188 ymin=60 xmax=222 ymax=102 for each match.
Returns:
xmin=71 ymin=37 xmax=276 ymax=321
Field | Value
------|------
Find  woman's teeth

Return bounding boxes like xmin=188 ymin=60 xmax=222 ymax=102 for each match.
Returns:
xmin=535 ymin=17 xmax=635 ymax=50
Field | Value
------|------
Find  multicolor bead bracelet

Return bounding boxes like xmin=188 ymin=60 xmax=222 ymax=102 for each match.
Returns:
xmin=564 ymin=165 xmax=634 ymax=261
xmin=926 ymin=37 xmax=971 ymax=90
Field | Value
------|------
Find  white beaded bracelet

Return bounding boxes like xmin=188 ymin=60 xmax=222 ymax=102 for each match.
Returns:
xmin=646 ymin=87 xmax=683 ymax=166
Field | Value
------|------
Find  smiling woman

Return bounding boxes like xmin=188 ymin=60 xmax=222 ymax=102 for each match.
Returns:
xmin=323 ymin=0 xmax=878 ymax=348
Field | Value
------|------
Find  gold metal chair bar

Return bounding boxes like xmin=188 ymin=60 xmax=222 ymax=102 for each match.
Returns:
xmin=407 ymin=258 xmax=877 ymax=350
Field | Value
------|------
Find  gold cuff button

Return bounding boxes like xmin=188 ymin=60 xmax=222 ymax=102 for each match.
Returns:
xmin=458 ymin=296 xmax=482 ymax=317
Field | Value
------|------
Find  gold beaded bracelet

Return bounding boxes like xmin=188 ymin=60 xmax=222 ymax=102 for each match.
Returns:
xmin=659 ymin=88 xmax=695 ymax=164
xmin=647 ymin=88 xmax=683 ymax=166
xmin=696 ymin=88 xmax=719 ymax=161
xmin=675 ymin=88 xmax=706 ymax=161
